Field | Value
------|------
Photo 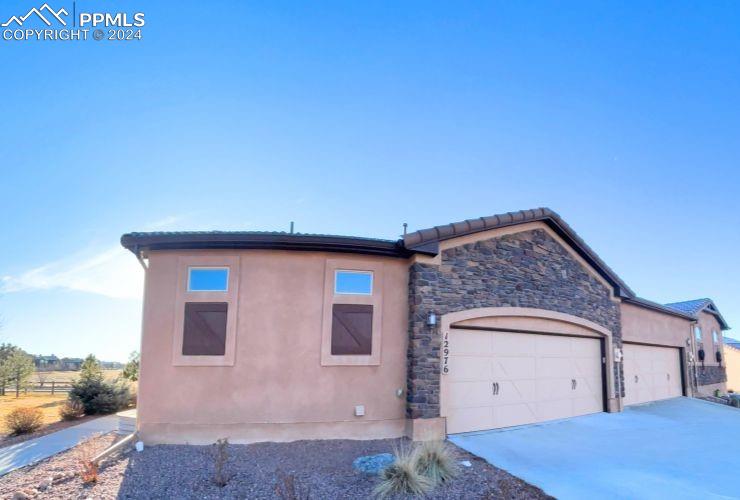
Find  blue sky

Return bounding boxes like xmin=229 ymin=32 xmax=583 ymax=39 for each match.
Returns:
xmin=1 ymin=1 xmax=739 ymax=361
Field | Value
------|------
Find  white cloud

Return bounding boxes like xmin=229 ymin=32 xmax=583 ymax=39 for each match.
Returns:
xmin=1 ymin=246 xmax=144 ymax=300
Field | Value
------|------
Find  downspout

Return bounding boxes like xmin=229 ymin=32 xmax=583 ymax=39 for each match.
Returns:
xmin=134 ymin=245 xmax=148 ymax=439
xmin=689 ymin=320 xmax=699 ymax=396
xmin=134 ymin=245 xmax=149 ymax=271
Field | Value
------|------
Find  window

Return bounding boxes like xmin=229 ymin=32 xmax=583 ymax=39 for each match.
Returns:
xmin=188 ymin=268 xmax=229 ymax=292
xmin=713 ymin=330 xmax=719 ymax=344
xmin=182 ymin=302 xmax=228 ymax=355
xmin=331 ymin=304 xmax=373 ymax=355
xmin=334 ymin=270 xmax=373 ymax=295
xmin=173 ymin=256 xmax=239 ymax=366
xmin=695 ymin=326 xmax=702 ymax=342
xmin=321 ymin=260 xmax=383 ymax=366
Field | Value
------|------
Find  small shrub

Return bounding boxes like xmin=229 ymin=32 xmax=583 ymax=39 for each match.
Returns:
xmin=211 ymin=438 xmax=230 ymax=487
xmin=374 ymin=445 xmax=433 ymax=499
xmin=415 ymin=440 xmax=460 ymax=484
xmin=4 ymin=407 xmax=43 ymax=435
xmin=74 ymin=435 xmax=104 ymax=484
xmin=59 ymin=398 xmax=85 ymax=420
xmin=275 ymin=471 xmax=310 ymax=499
xmin=69 ymin=377 xmax=130 ymax=415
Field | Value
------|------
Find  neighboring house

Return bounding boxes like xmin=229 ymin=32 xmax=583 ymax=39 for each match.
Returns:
xmin=724 ymin=337 xmax=740 ymax=392
xmin=33 ymin=354 xmax=60 ymax=370
xmin=121 ymin=208 xmax=730 ymax=444
xmin=60 ymin=357 xmax=84 ymax=370
xmin=663 ymin=298 xmax=730 ymax=396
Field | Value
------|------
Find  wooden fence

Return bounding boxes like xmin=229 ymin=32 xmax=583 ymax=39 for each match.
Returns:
xmin=23 ymin=381 xmax=74 ymax=395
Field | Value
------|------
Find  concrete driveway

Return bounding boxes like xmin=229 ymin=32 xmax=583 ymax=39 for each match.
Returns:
xmin=449 ymin=398 xmax=740 ymax=499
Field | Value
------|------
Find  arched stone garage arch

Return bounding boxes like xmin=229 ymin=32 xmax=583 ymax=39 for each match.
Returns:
xmin=439 ymin=307 xmax=618 ymax=433
xmin=404 ymin=225 xmax=623 ymax=440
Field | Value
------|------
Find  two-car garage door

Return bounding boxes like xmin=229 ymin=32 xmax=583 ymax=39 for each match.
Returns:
xmin=445 ymin=329 xmax=605 ymax=434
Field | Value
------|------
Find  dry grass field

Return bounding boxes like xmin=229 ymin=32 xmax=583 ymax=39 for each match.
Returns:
xmin=0 ymin=393 xmax=68 ymax=434
xmin=32 ymin=369 xmax=122 ymax=384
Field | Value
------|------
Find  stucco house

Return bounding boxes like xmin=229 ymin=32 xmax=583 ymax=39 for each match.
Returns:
xmin=121 ymin=208 xmax=730 ymax=444
xmin=723 ymin=337 xmax=740 ymax=392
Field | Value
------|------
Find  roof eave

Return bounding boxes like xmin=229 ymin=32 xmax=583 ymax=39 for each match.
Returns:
xmin=120 ymin=233 xmax=412 ymax=259
xmin=622 ymin=297 xmax=697 ymax=321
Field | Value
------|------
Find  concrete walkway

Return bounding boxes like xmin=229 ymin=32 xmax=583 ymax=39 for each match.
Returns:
xmin=450 ymin=397 xmax=740 ymax=500
xmin=0 ymin=415 xmax=118 ymax=476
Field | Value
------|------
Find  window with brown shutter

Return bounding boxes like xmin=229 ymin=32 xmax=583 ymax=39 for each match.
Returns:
xmin=182 ymin=302 xmax=228 ymax=355
xmin=331 ymin=304 xmax=373 ymax=355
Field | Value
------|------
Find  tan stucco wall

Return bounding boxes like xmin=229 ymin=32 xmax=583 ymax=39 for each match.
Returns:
xmin=620 ymin=302 xmax=692 ymax=348
xmin=725 ymin=346 xmax=740 ymax=392
xmin=137 ymin=249 xmax=409 ymax=444
xmin=695 ymin=311 xmax=724 ymax=367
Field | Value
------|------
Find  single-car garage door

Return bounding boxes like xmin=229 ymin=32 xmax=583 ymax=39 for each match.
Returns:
xmin=622 ymin=343 xmax=682 ymax=406
xmin=445 ymin=328 xmax=604 ymax=434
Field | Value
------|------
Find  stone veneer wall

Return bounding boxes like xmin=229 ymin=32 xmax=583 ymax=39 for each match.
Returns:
xmin=697 ymin=365 xmax=727 ymax=386
xmin=406 ymin=228 xmax=621 ymax=419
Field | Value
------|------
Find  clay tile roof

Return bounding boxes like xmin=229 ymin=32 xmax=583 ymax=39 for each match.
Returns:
xmin=404 ymin=207 xmax=636 ymax=298
xmin=664 ymin=298 xmax=712 ymax=316
xmin=665 ymin=298 xmax=730 ymax=330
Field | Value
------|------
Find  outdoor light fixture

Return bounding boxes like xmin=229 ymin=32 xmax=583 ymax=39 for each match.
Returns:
xmin=427 ymin=312 xmax=437 ymax=326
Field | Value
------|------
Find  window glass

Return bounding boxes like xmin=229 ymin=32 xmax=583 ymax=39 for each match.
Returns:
xmin=335 ymin=270 xmax=373 ymax=295
xmin=713 ymin=330 xmax=719 ymax=344
xmin=331 ymin=304 xmax=373 ymax=355
xmin=182 ymin=302 xmax=227 ymax=355
xmin=188 ymin=268 xmax=228 ymax=292
xmin=695 ymin=326 xmax=702 ymax=342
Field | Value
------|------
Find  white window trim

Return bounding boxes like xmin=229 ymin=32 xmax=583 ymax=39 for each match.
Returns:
xmin=187 ymin=266 xmax=230 ymax=292
xmin=334 ymin=269 xmax=374 ymax=295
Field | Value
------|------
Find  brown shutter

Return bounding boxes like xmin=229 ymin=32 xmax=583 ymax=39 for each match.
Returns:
xmin=331 ymin=304 xmax=373 ymax=355
xmin=182 ymin=302 xmax=228 ymax=355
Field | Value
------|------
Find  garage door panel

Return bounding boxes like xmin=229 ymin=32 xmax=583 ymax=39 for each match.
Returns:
xmin=573 ymin=357 xmax=602 ymax=377
xmin=573 ymin=376 xmax=601 ymax=398
xmin=537 ymin=398 xmax=573 ymax=422
xmin=536 ymin=378 xmax=574 ymax=400
xmin=495 ymin=403 xmax=537 ymax=428
xmin=572 ymin=395 xmax=603 ymax=415
xmin=537 ymin=357 xmax=572 ymax=378
xmin=536 ymin=335 xmax=572 ymax=357
xmin=570 ymin=337 xmax=602 ymax=357
xmin=491 ymin=332 xmax=537 ymax=356
xmin=493 ymin=357 xmax=536 ymax=380
xmin=448 ymin=355 xmax=493 ymax=381
xmin=497 ymin=379 xmax=536 ymax=404
xmin=447 ymin=407 xmax=494 ymax=434
xmin=453 ymin=331 xmax=492 ymax=355
xmin=448 ymin=380 xmax=492 ymax=408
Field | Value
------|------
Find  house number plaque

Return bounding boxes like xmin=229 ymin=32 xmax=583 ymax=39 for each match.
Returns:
xmin=442 ymin=331 xmax=450 ymax=374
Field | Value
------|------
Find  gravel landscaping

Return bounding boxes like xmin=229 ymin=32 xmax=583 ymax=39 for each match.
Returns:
xmin=0 ymin=434 xmax=551 ymax=499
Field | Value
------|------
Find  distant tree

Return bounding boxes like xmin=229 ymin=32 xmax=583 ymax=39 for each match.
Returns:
xmin=5 ymin=352 xmax=35 ymax=398
xmin=0 ymin=344 xmax=23 ymax=396
xmin=122 ymin=351 xmax=139 ymax=382
xmin=79 ymin=354 xmax=103 ymax=382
